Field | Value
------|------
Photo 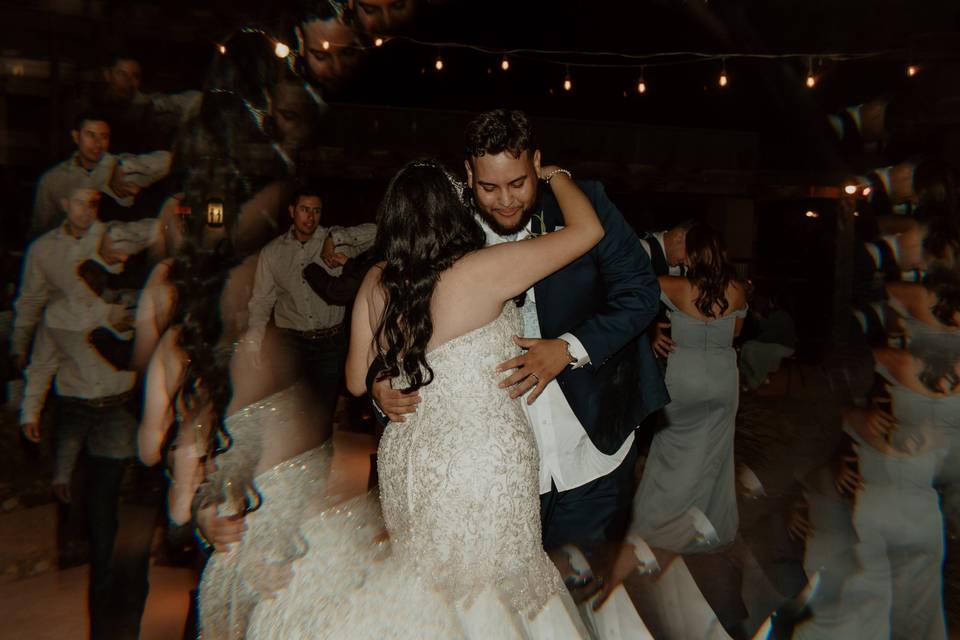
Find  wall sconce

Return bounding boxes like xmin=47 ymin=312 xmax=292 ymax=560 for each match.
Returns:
xmin=206 ymin=199 xmax=225 ymax=227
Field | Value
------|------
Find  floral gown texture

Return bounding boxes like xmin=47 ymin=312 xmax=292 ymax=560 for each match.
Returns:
xmin=247 ymin=304 xmax=587 ymax=639
xmin=197 ymin=385 xmax=339 ymax=639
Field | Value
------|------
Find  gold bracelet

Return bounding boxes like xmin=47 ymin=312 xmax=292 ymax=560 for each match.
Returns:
xmin=544 ymin=168 xmax=572 ymax=183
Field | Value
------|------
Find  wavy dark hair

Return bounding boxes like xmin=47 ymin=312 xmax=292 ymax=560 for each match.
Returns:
xmin=464 ymin=109 xmax=535 ymax=161
xmin=161 ymin=30 xmax=295 ymax=515
xmin=910 ymin=331 xmax=960 ymax=393
xmin=373 ymin=159 xmax=485 ymax=392
xmin=685 ymin=223 xmax=737 ymax=318
xmin=924 ymin=267 xmax=960 ymax=328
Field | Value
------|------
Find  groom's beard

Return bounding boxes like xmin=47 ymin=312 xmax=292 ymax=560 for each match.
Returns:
xmin=468 ymin=188 xmax=539 ymax=237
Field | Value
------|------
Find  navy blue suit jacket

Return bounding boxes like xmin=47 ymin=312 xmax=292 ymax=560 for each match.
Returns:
xmin=532 ymin=180 xmax=669 ymax=454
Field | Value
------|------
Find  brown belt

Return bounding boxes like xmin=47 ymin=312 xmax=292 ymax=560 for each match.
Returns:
xmin=284 ymin=325 xmax=343 ymax=340
xmin=59 ymin=390 xmax=136 ymax=408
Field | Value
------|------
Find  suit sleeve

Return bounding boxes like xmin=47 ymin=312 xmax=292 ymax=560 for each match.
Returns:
xmin=569 ymin=182 xmax=659 ymax=369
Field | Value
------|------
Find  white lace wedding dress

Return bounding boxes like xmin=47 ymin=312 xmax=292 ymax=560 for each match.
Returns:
xmin=247 ymin=304 xmax=588 ymax=639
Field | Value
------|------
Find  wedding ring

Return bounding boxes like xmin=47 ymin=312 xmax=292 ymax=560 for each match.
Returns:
xmin=529 ymin=373 xmax=540 ymax=384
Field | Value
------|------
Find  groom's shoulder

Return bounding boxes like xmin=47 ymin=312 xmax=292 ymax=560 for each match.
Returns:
xmin=542 ymin=178 xmax=608 ymax=208
xmin=573 ymin=178 xmax=604 ymax=198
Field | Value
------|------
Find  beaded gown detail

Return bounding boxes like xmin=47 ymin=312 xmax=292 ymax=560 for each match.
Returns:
xmin=197 ymin=385 xmax=335 ymax=640
xmin=247 ymin=304 xmax=587 ymax=639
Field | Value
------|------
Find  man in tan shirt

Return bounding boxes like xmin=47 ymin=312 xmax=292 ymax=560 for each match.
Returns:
xmin=245 ymin=187 xmax=375 ymax=424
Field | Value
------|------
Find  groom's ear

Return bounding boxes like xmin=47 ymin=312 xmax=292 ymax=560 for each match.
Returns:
xmin=463 ymin=159 xmax=474 ymax=185
xmin=532 ymin=149 xmax=541 ymax=175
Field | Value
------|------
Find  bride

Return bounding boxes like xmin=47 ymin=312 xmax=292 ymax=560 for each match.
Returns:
xmin=248 ymin=158 xmax=604 ymax=638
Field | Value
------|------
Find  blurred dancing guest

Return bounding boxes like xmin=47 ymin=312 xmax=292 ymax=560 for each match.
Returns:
xmin=74 ymin=51 xmax=200 ymax=154
xmin=244 ymin=188 xmax=374 ymax=425
xmin=293 ymin=0 xmax=365 ymax=94
xmin=15 ymin=185 xmax=154 ymax=640
xmin=354 ymin=0 xmax=418 ymax=34
xmin=739 ymin=293 xmax=797 ymax=391
xmin=136 ymin=31 xmax=355 ymax=638
xmin=801 ymin=338 xmax=957 ymax=640
xmin=31 ymin=112 xmax=172 ymax=237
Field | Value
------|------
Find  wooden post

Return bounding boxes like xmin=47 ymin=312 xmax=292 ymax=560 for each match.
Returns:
xmin=831 ymin=196 xmax=855 ymax=349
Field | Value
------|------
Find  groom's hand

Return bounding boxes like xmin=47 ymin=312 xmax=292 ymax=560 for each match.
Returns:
xmin=497 ymin=336 xmax=574 ymax=404
xmin=371 ymin=376 xmax=420 ymax=423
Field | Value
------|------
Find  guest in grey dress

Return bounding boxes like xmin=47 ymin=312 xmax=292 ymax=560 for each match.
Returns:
xmin=797 ymin=340 xmax=955 ymax=640
xmin=629 ymin=224 xmax=747 ymax=554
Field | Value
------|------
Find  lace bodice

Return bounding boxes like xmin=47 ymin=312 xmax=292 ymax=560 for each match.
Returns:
xmin=377 ymin=304 xmax=565 ymax=614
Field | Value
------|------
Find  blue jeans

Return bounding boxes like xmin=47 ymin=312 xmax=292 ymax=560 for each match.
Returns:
xmin=54 ymin=398 xmax=149 ymax=639
xmin=286 ymin=327 xmax=347 ymax=430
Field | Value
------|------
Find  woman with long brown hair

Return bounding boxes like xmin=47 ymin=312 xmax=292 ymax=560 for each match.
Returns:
xmin=630 ymin=223 xmax=747 ymax=552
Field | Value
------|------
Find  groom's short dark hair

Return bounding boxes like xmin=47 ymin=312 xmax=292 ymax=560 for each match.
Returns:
xmin=464 ymin=109 xmax=535 ymax=163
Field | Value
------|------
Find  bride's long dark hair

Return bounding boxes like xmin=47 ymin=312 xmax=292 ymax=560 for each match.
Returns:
xmin=373 ymin=159 xmax=485 ymax=392
xmin=165 ymin=29 xmax=292 ymax=514
xmin=685 ymin=223 xmax=737 ymax=318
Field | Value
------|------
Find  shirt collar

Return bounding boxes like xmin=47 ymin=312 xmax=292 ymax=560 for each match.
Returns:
xmin=283 ymin=225 xmax=325 ymax=245
xmin=57 ymin=219 xmax=105 ymax=241
xmin=475 ymin=214 xmax=534 ymax=246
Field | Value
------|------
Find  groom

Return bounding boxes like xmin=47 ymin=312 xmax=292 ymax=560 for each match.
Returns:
xmin=372 ymin=109 xmax=668 ymax=568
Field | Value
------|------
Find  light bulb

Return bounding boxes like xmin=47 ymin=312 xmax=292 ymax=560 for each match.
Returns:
xmin=843 ymin=184 xmax=858 ymax=195
xmin=719 ymin=71 xmax=728 ymax=87
xmin=563 ymin=74 xmax=572 ymax=91
xmin=374 ymin=37 xmax=384 ymax=47
xmin=806 ymin=73 xmax=815 ymax=88
xmin=501 ymin=56 xmax=510 ymax=71
xmin=907 ymin=65 xmax=919 ymax=77
xmin=638 ymin=80 xmax=646 ymax=94
xmin=435 ymin=56 xmax=444 ymax=71
xmin=218 ymin=44 xmax=226 ymax=55
xmin=322 ymin=40 xmax=330 ymax=50
xmin=274 ymin=42 xmax=290 ymax=58
xmin=862 ymin=186 xmax=872 ymax=197
xmin=805 ymin=210 xmax=819 ymax=218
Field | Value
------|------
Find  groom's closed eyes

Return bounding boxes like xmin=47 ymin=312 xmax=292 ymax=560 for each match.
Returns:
xmin=478 ymin=175 xmax=528 ymax=193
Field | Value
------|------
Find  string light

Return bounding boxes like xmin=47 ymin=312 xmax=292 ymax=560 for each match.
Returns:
xmin=907 ymin=64 xmax=919 ymax=77
xmin=274 ymin=41 xmax=290 ymax=58
xmin=217 ymin=44 xmax=226 ymax=55
xmin=718 ymin=59 xmax=728 ymax=87
xmin=637 ymin=66 xmax=647 ymax=94
xmin=501 ymin=55 xmax=510 ymax=71
xmin=374 ymin=37 xmax=384 ymax=47
xmin=805 ymin=210 xmax=819 ymax=219
xmin=862 ymin=186 xmax=872 ymax=197
xmin=563 ymin=66 xmax=572 ymax=91
xmin=322 ymin=40 xmax=330 ymax=50
xmin=843 ymin=184 xmax=858 ymax=195
xmin=805 ymin=58 xmax=816 ymax=88
xmin=435 ymin=52 xmax=444 ymax=71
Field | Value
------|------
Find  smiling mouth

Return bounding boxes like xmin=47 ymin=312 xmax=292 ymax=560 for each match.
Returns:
xmin=496 ymin=207 xmax=521 ymax=217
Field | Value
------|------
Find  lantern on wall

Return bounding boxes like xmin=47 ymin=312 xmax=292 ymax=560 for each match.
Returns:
xmin=206 ymin=199 xmax=225 ymax=227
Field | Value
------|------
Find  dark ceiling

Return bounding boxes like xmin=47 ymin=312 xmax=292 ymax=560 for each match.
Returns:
xmin=3 ymin=0 xmax=960 ymax=172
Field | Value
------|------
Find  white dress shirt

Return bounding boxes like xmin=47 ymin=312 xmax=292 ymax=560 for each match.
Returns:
xmin=13 ymin=221 xmax=116 ymax=356
xmin=480 ymin=218 xmax=635 ymax=493
xmin=32 ymin=150 xmax=172 ymax=236
xmin=20 ymin=324 xmax=136 ymax=424
xmin=246 ymin=223 xmax=376 ymax=350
